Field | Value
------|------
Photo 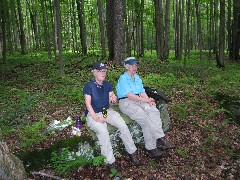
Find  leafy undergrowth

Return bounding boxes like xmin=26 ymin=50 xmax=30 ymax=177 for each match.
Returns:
xmin=0 ymin=52 xmax=240 ymax=179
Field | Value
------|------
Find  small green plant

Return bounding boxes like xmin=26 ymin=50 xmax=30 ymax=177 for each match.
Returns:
xmin=109 ymin=168 xmax=121 ymax=179
xmin=148 ymin=159 xmax=159 ymax=168
xmin=51 ymin=145 xmax=105 ymax=175
xmin=177 ymin=147 xmax=189 ymax=158
xmin=17 ymin=116 xmax=49 ymax=149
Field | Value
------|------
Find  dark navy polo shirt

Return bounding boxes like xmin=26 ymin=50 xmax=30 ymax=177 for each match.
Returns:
xmin=83 ymin=80 xmax=112 ymax=116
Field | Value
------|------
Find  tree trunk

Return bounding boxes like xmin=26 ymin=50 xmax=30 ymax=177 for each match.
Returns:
xmin=54 ymin=0 xmax=65 ymax=77
xmin=106 ymin=0 xmax=114 ymax=61
xmin=97 ymin=0 xmax=106 ymax=59
xmin=113 ymin=0 xmax=125 ymax=64
xmin=5 ymin=0 xmax=13 ymax=55
xmin=41 ymin=0 xmax=52 ymax=59
xmin=230 ymin=0 xmax=240 ymax=60
xmin=76 ymin=0 xmax=87 ymax=55
xmin=227 ymin=0 xmax=232 ymax=53
xmin=174 ymin=0 xmax=180 ymax=59
xmin=218 ymin=0 xmax=225 ymax=68
xmin=179 ymin=0 xmax=184 ymax=59
xmin=71 ymin=0 xmax=78 ymax=53
xmin=184 ymin=0 xmax=190 ymax=70
xmin=195 ymin=0 xmax=204 ymax=82
xmin=16 ymin=0 xmax=26 ymax=55
xmin=0 ymin=0 xmax=7 ymax=63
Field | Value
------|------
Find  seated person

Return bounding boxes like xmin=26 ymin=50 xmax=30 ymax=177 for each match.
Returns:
xmin=83 ymin=62 xmax=140 ymax=170
xmin=116 ymin=57 xmax=176 ymax=158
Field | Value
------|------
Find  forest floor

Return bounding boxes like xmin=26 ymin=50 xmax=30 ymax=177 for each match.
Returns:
xmin=1 ymin=54 xmax=240 ymax=179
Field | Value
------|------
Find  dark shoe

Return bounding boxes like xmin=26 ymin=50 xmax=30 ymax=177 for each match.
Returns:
xmin=129 ymin=152 xmax=141 ymax=166
xmin=146 ymin=148 xmax=164 ymax=158
xmin=108 ymin=163 xmax=120 ymax=177
xmin=157 ymin=137 xmax=176 ymax=150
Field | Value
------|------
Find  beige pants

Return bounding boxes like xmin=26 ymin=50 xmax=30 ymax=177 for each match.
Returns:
xmin=86 ymin=108 xmax=137 ymax=164
xmin=119 ymin=98 xmax=165 ymax=150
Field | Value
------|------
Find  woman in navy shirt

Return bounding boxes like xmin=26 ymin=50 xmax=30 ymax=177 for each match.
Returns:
xmin=83 ymin=62 xmax=140 ymax=170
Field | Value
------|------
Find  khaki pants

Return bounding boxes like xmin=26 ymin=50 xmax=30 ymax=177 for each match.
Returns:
xmin=119 ymin=98 xmax=165 ymax=150
xmin=86 ymin=108 xmax=137 ymax=164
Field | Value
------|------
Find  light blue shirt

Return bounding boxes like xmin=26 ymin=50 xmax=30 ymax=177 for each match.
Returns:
xmin=116 ymin=72 xmax=145 ymax=98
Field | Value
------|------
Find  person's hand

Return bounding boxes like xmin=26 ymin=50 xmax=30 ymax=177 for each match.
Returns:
xmin=110 ymin=94 xmax=117 ymax=104
xmin=94 ymin=116 xmax=105 ymax=123
xmin=147 ymin=97 xmax=156 ymax=106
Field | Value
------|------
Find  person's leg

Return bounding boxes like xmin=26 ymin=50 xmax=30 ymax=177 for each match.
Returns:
xmin=86 ymin=113 xmax=115 ymax=164
xmin=119 ymin=99 xmax=157 ymax=150
xmin=105 ymin=108 xmax=137 ymax=154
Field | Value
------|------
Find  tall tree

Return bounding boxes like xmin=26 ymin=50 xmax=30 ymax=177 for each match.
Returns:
xmin=16 ymin=0 xmax=26 ymax=54
xmin=106 ymin=0 xmax=125 ymax=64
xmin=106 ymin=0 xmax=114 ymax=61
xmin=54 ymin=0 xmax=65 ymax=77
xmin=230 ymin=0 xmax=240 ymax=60
xmin=217 ymin=0 xmax=225 ymax=68
xmin=97 ymin=0 xmax=106 ymax=59
xmin=41 ymin=0 xmax=52 ymax=59
xmin=195 ymin=0 xmax=204 ymax=81
xmin=0 ymin=0 xmax=7 ymax=63
xmin=76 ymin=0 xmax=87 ymax=55
xmin=154 ymin=0 xmax=164 ymax=59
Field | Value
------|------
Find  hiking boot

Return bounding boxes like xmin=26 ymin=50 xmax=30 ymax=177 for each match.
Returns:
xmin=146 ymin=148 xmax=164 ymax=158
xmin=157 ymin=137 xmax=176 ymax=150
xmin=129 ymin=152 xmax=141 ymax=166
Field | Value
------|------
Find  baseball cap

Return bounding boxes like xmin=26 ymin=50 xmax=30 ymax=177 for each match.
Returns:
xmin=124 ymin=57 xmax=139 ymax=65
xmin=92 ymin=62 xmax=106 ymax=70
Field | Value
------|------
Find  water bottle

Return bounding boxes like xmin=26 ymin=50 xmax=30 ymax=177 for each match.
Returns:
xmin=102 ymin=108 xmax=108 ymax=118
xmin=75 ymin=116 xmax=82 ymax=129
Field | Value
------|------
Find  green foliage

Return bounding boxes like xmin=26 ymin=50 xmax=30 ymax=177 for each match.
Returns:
xmin=0 ymin=87 xmax=43 ymax=128
xmin=109 ymin=168 xmax=121 ymax=179
xmin=16 ymin=116 xmax=49 ymax=149
xmin=142 ymin=72 xmax=177 ymax=90
xmin=177 ymin=147 xmax=189 ymax=159
xmin=50 ymin=147 xmax=105 ymax=175
xmin=171 ymin=103 xmax=188 ymax=121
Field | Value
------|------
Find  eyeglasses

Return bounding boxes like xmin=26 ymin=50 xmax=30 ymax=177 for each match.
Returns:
xmin=97 ymin=69 xmax=107 ymax=73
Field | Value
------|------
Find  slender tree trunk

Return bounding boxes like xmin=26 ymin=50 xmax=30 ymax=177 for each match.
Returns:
xmin=54 ymin=0 xmax=65 ymax=77
xmin=71 ymin=0 xmax=78 ymax=53
xmin=16 ymin=0 xmax=26 ymax=54
xmin=154 ymin=0 xmax=164 ymax=59
xmin=0 ymin=0 xmax=7 ymax=63
xmin=106 ymin=0 xmax=114 ymax=60
xmin=179 ymin=0 xmax=184 ymax=59
xmin=163 ymin=0 xmax=170 ymax=58
xmin=97 ymin=0 xmax=106 ymax=59
xmin=195 ymin=0 xmax=204 ymax=82
xmin=227 ymin=0 xmax=232 ymax=53
xmin=174 ymin=0 xmax=180 ymax=59
xmin=5 ymin=0 xmax=13 ymax=55
xmin=41 ymin=0 xmax=52 ymax=59
xmin=218 ymin=0 xmax=225 ymax=68
xmin=76 ymin=0 xmax=87 ymax=55
xmin=184 ymin=0 xmax=190 ymax=70
xmin=231 ymin=0 xmax=240 ymax=60
xmin=140 ymin=0 xmax=144 ymax=57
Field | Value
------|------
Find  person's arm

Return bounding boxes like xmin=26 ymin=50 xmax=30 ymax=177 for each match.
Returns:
xmin=84 ymin=94 xmax=105 ymax=123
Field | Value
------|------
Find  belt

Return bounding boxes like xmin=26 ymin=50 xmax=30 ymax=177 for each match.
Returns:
xmin=118 ymin=94 xmax=139 ymax=100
